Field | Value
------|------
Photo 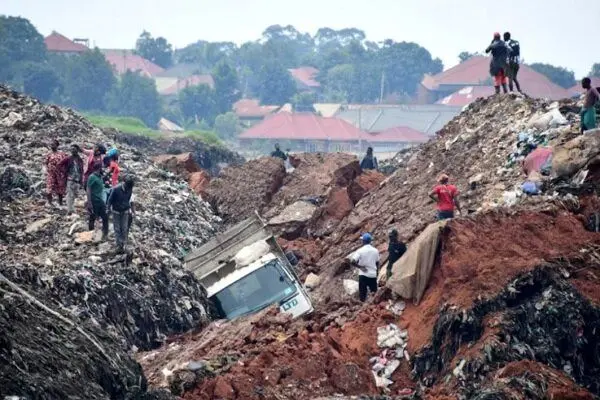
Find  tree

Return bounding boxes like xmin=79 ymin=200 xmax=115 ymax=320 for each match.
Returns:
xmin=22 ymin=62 xmax=60 ymax=102
xmin=529 ymin=63 xmax=576 ymax=89
xmin=458 ymin=51 xmax=479 ymax=62
xmin=63 ymin=49 xmax=116 ymax=111
xmin=590 ymin=63 xmax=600 ymax=78
xmin=256 ymin=63 xmax=297 ymax=105
xmin=324 ymin=64 xmax=355 ymax=102
xmin=292 ymin=92 xmax=316 ymax=112
xmin=214 ymin=112 xmax=241 ymax=140
xmin=178 ymin=84 xmax=217 ymax=124
xmin=135 ymin=31 xmax=173 ymax=69
xmin=213 ymin=62 xmax=240 ymax=114
xmin=107 ymin=71 xmax=162 ymax=127
xmin=0 ymin=16 xmax=47 ymax=83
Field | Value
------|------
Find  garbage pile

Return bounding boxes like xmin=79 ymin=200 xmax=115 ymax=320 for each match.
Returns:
xmin=0 ymin=84 xmax=221 ymax=352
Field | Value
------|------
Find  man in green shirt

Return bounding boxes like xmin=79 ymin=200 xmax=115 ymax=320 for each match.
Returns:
xmin=86 ymin=162 xmax=108 ymax=240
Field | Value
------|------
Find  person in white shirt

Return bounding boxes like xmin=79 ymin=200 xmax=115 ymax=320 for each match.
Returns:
xmin=349 ymin=233 xmax=380 ymax=302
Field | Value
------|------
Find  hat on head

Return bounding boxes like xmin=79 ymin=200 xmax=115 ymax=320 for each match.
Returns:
xmin=361 ymin=233 xmax=373 ymax=244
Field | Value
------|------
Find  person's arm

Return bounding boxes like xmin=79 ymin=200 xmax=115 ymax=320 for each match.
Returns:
xmin=106 ymin=188 xmax=114 ymax=211
xmin=429 ymin=188 xmax=438 ymax=202
xmin=591 ymin=87 xmax=600 ymax=104
xmin=374 ymin=157 xmax=379 ymax=170
xmin=86 ymin=181 xmax=92 ymax=209
xmin=130 ymin=201 xmax=136 ymax=216
xmin=454 ymin=195 xmax=462 ymax=214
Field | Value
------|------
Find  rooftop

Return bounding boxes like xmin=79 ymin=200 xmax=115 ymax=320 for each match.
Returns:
xmin=367 ymin=126 xmax=430 ymax=143
xmin=156 ymin=74 xmax=215 ymax=96
xmin=422 ymin=56 xmax=573 ymax=100
xmin=335 ymin=104 xmax=462 ymax=135
xmin=234 ymin=99 xmax=280 ymax=118
xmin=436 ymin=86 xmax=496 ymax=106
xmin=289 ymin=67 xmax=320 ymax=89
xmin=44 ymin=31 xmax=88 ymax=53
xmin=238 ymin=112 xmax=365 ymax=141
xmin=101 ymin=49 xmax=165 ymax=77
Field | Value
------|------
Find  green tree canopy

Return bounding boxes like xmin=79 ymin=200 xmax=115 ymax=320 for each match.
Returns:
xmin=458 ymin=51 xmax=479 ymax=62
xmin=22 ymin=62 xmax=60 ymax=102
xmin=178 ymin=84 xmax=217 ymax=124
xmin=529 ymin=63 xmax=576 ymax=89
xmin=135 ymin=31 xmax=173 ymax=69
xmin=63 ymin=49 xmax=116 ymax=111
xmin=292 ymin=92 xmax=316 ymax=112
xmin=213 ymin=62 xmax=240 ymax=114
xmin=107 ymin=71 xmax=162 ymax=127
xmin=214 ymin=112 xmax=241 ymax=140
xmin=0 ymin=16 xmax=47 ymax=83
xmin=256 ymin=63 xmax=297 ymax=105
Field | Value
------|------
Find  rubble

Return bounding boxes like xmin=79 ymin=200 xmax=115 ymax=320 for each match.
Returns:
xmin=0 ymin=85 xmax=222 ymax=395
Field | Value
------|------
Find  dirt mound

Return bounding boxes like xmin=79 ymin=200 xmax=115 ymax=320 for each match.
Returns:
xmin=205 ymin=157 xmax=287 ymax=223
xmin=153 ymin=153 xmax=202 ymax=179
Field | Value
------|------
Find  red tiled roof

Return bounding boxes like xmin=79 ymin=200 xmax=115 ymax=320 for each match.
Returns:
xmin=159 ymin=74 xmax=215 ymax=96
xmin=233 ymin=99 xmax=280 ymax=118
xmin=436 ymin=86 xmax=496 ymax=106
xmin=102 ymin=50 xmax=164 ymax=77
xmin=368 ymin=126 xmax=430 ymax=143
xmin=239 ymin=112 xmax=365 ymax=141
xmin=569 ymin=77 xmax=600 ymax=96
xmin=289 ymin=67 xmax=320 ymax=88
xmin=424 ymin=56 xmax=572 ymax=100
xmin=44 ymin=32 xmax=88 ymax=53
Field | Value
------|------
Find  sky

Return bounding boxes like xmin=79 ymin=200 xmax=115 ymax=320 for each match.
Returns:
xmin=3 ymin=0 xmax=599 ymax=77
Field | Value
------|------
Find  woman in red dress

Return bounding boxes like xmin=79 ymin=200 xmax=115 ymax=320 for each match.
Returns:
xmin=45 ymin=139 xmax=68 ymax=205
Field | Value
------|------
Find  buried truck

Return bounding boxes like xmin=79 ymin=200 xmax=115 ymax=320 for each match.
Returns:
xmin=184 ymin=213 xmax=313 ymax=320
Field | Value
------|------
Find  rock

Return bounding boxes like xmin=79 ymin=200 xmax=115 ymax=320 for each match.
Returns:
xmin=188 ymin=170 xmax=211 ymax=195
xmin=469 ymin=173 xmax=484 ymax=186
xmin=153 ymin=153 xmax=201 ymax=179
xmin=552 ymin=130 xmax=600 ymax=178
xmin=304 ymin=273 xmax=321 ymax=289
xmin=213 ymin=376 xmax=235 ymax=399
xmin=347 ymin=170 xmax=386 ymax=204
xmin=343 ymin=279 xmax=359 ymax=296
xmin=324 ymin=187 xmax=354 ymax=221
xmin=25 ymin=218 xmax=51 ymax=234
xmin=269 ymin=200 xmax=317 ymax=225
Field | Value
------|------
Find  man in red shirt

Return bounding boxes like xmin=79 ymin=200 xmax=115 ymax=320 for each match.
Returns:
xmin=429 ymin=174 xmax=461 ymax=220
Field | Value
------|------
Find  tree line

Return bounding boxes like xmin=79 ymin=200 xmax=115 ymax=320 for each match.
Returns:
xmin=2 ymin=15 xmax=599 ymax=140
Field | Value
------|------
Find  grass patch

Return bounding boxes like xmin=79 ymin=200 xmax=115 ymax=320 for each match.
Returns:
xmin=84 ymin=113 xmax=223 ymax=145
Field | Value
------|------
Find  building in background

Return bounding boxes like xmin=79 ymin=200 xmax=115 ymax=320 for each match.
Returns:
xmin=288 ymin=67 xmax=321 ymax=94
xmin=417 ymin=56 xmax=572 ymax=105
xmin=101 ymin=49 xmax=164 ymax=77
xmin=44 ymin=31 xmax=88 ymax=55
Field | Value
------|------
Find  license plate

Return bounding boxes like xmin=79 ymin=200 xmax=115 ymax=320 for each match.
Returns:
xmin=281 ymin=298 xmax=298 ymax=312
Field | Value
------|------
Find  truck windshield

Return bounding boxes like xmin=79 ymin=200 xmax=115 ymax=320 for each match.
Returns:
xmin=211 ymin=260 xmax=298 ymax=320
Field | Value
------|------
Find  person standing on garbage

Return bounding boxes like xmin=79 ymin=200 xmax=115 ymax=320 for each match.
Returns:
xmin=360 ymin=147 xmax=379 ymax=170
xmin=386 ymin=229 xmax=407 ymax=279
xmin=86 ymin=162 xmax=109 ymax=240
xmin=58 ymin=144 xmax=84 ymax=214
xmin=82 ymin=143 xmax=107 ymax=187
xmin=271 ymin=143 xmax=288 ymax=161
xmin=349 ymin=233 xmax=380 ymax=302
xmin=105 ymin=148 xmax=120 ymax=187
xmin=44 ymin=139 xmax=68 ymax=206
xmin=429 ymin=174 xmax=461 ymax=220
xmin=485 ymin=32 xmax=510 ymax=94
xmin=581 ymin=78 xmax=600 ymax=133
xmin=107 ymin=175 xmax=136 ymax=253
xmin=504 ymin=32 xmax=522 ymax=93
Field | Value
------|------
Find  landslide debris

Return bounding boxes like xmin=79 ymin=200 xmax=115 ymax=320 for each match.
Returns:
xmin=0 ymin=85 xmax=226 ymax=396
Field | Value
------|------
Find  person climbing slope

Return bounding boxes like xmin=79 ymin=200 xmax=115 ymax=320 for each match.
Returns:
xmin=581 ymin=77 xmax=600 ymax=133
xmin=44 ymin=139 xmax=68 ymax=207
xmin=107 ymin=175 xmax=136 ymax=253
xmin=485 ymin=32 xmax=510 ymax=94
xmin=386 ymin=229 xmax=407 ymax=279
xmin=58 ymin=144 xmax=84 ymax=214
xmin=82 ymin=143 xmax=107 ymax=187
xmin=429 ymin=174 xmax=461 ymax=220
xmin=349 ymin=233 xmax=380 ymax=302
xmin=271 ymin=143 xmax=287 ymax=161
xmin=86 ymin=162 xmax=109 ymax=241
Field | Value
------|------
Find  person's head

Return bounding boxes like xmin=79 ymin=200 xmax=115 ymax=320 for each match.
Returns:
xmin=274 ymin=143 xmax=280 ymax=151
xmin=437 ymin=173 xmax=449 ymax=185
xmin=361 ymin=232 xmax=373 ymax=245
xmin=90 ymin=161 xmax=103 ymax=175
xmin=582 ymin=77 xmax=592 ymax=90
xmin=389 ymin=228 xmax=398 ymax=240
xmin=503 ymin=32 xmax=511 ymax=41
xmin=50 ymin=139 xmax=59 ymax=152
xmin=123 ymin=175 xmax=135 ymax=191
xmin=94 ymin=143 xmax=107 ymax=157
xmin=493 ymin=32 xmax=501 ymax=40
xmin=70 ymin=144 xmax=81 ymax=156
xmin=366 ymin=147 xmax=373 ymax=156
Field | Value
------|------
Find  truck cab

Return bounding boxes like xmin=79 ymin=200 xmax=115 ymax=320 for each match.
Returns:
xmin=184 ymin=213 xmax=313 ymax=320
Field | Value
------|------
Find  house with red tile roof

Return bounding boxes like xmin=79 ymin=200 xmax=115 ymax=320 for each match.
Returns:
xmin=233 ymin=99 xmax=281 ymax=126
xmin=44 ymin=32 xmax=88 ymax=54
xmin=436 ymin=86 xmax=496 ymax=107
xmin=417 ymin=55 xmax=572 ymax=105
xmin=289 ymin=67 xmax=321 ymax=93
xmin=101 ymin=50 xmax=164 ymax=78
xmin=155 ymin=74 xmax=215 ymax=96
xmin=569 ymin=77 xmax=600 ymax=98
xmin=238 ymin=112 xmax=426 ymax=153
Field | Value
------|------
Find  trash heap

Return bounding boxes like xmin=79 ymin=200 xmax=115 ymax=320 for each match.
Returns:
xmin=0 ymin=85 xmax=227 ymax=397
